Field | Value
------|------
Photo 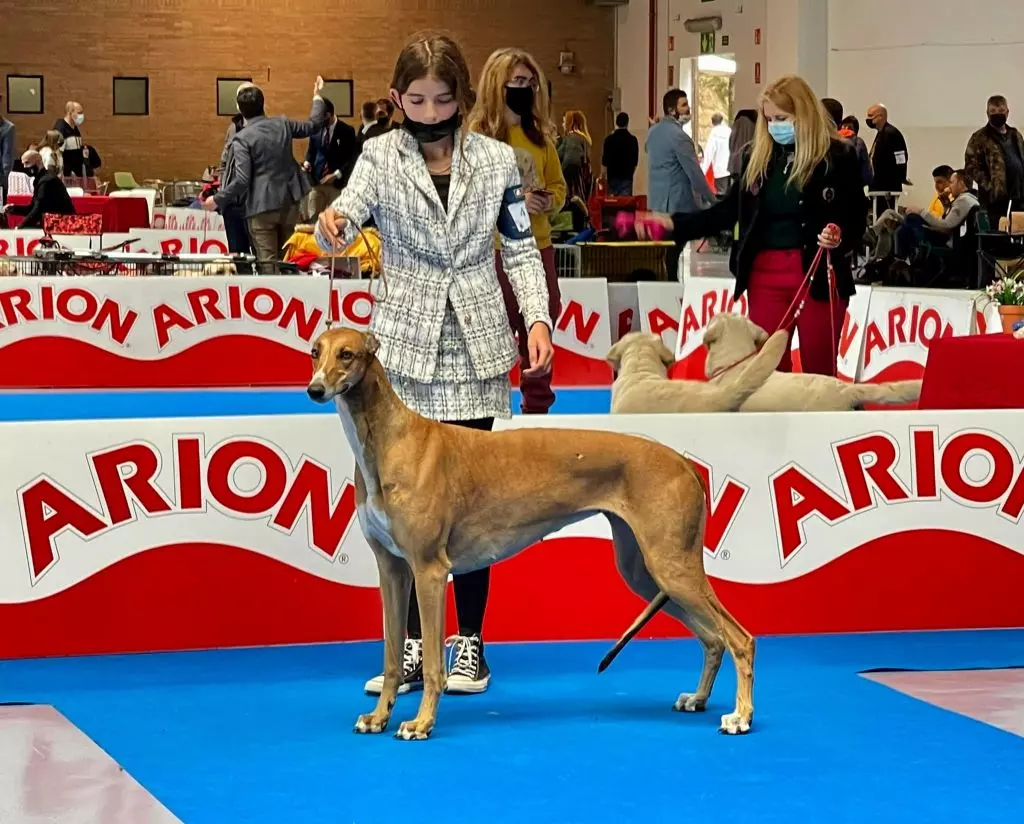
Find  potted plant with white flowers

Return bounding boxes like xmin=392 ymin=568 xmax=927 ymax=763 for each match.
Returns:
xmin=985 ymin=275 xmax=1024 ymax=333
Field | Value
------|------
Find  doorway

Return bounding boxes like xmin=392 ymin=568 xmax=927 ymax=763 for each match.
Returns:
xmin=684 ymin=54 xmax=737 ymax=154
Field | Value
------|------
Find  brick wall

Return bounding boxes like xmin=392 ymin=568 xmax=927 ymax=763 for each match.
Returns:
xmin=0 ymin=0 xmax=615 ymax=182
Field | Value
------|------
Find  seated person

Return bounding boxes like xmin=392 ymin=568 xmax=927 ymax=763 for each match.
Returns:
xmin=900 ymin=168 xmax=979 ymax=253
xmin=865 ymin=169 xmax=974 ymax=261
xmin=0 ymin=150 xmax=75 ymax=229
xmin=927 ymin=165 xmax=954 ymax=219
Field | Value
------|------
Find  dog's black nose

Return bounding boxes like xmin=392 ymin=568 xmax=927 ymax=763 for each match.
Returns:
xmin=307 ymin=384 xmax=326 ymax=401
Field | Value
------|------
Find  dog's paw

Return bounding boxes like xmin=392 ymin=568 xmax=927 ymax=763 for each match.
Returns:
xmin=395 ymin=719 xmax=432 ymax=741
xmin=719 ymin=712 xmax=752 ymax=735
xmin=353 ymin=713 xmax=389 ymax=734
xmin=673 ymin=693 xmax=707 ymax=713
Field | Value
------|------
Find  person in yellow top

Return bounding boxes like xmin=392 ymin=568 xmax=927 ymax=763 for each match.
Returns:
xmin=467 ymin=47 xmax=566 ymax=413
xmin=928 ymin=165 xmax=954 ymax=219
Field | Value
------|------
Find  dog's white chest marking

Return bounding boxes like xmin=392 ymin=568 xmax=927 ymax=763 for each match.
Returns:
xmin=336 ymin=400 xmax=403 ymax=558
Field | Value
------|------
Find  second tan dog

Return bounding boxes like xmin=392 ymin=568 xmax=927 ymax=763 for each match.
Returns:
xmin=607 ymin=330 xmax=789 ymax=413
xmin=704 ymin=314 xmax=923 ymax=411
xmin=307 ymin=327 xmax=756 ymax=741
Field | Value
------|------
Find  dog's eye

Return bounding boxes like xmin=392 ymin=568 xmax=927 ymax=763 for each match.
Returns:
xmin=338 ymin=350 xmax=353 ymax=361
xmin=310 ymin=347 xmax=319 ymax=359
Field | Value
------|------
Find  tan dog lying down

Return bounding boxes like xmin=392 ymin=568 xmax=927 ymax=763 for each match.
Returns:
xmin=307 ymin=327 xmax=756 ymax=740
xmin=607 ymin=330 xmax=788 ymax=413
xmin=704 ymin=314 xmax=922 ymax=412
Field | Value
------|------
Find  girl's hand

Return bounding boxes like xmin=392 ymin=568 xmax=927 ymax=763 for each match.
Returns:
xmin=317 ymin=208 xmax=347 ymax=250
xmin=818 ymin=224 xmax=841 ymax=249
xmin=523 ymin=322 xmax=554 ymax=377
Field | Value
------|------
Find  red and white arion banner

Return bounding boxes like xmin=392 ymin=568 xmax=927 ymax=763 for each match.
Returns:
xmin=0 ymin=274 xmax=613 ymax=389
xmin=1 ymin=410 xmax=1021 ymax=658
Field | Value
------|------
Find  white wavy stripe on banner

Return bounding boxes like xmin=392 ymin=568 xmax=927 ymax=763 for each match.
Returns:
xmin=0 ymin=409 xmax=1022 ymax=603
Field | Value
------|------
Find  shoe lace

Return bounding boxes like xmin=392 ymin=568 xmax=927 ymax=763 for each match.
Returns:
xmin=446 ymin=634 xmax=479 ymax=676
xmin=403 ymin=639 xmax=422 ymax=674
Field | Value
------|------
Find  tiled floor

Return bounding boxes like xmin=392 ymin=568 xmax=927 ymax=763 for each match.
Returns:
xmin=0 ymin=705 xmax=181 ymax=824
xmin=863 ymin=668 xmax=1024 ymax=738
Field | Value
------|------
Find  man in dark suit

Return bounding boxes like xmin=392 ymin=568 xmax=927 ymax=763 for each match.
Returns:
xmin=866 ymin=103 xmax=910 ymax=211
xmin=1 ymin=150 xmax=74 ymax=229
xmin=302 ymin=97 xmax=358 ymax=219
xmin=205 ymin=76 xmax=328 ymax=271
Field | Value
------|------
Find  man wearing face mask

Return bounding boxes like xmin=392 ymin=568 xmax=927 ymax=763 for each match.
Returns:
xmin=965 ymin=95 xmax=1024 ymax=228
xmin=865 ymin=103 xmax=909 ymax=211
xmin=54 ymin=101 xmax=88 ymax=178
xmin=0 ymin=150 xmax=74 ymax=229
xmin=646 ymin=89 xmax=713 ymax=278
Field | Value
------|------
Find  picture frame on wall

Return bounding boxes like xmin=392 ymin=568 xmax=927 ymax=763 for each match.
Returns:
xmin=6 ymin=74 xmax=44 ymax=115
xmin=320 ymin=79 xmax=354 ymax=119
xmin=113 ymin=76 xmax=149 ymax=116
xmin=217 ymin=77 xmax=253 ymax=117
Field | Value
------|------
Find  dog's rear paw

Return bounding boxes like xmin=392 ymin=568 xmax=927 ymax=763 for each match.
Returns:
xmin=718 ymin=712 xmax=752 ymax=735
xmin=673 ymin=694 xmax=707 ymax=713
xmin=354 ymin=713 xmax=389 ymax=734
xmin=395 ymin=719 xmax=432 ymax=741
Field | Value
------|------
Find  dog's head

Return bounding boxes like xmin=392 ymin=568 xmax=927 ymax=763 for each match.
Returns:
xmin=702 ymin=313 xmax=770 ymax=375
xmin=607 ymin=331 xmax=675 ymax=373
xmin=307 ymin=326 xmax=379 ymax=403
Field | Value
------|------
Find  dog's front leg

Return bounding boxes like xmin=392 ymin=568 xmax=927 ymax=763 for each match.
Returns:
xmin=355 ymin=543 xmax=411 ymax=735
xmin=395 ymin=561 xmax=448 ymax=741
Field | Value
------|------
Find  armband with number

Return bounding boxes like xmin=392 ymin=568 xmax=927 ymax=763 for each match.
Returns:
xmin=496 ymin=184 xmax=534 ymax=240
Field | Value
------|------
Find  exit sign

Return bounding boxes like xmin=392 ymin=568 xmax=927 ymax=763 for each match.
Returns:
xmin=700 ymin=31 xmax=716 ymax=54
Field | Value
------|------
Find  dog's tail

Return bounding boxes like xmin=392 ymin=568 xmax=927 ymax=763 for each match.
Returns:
xmin=843 ymin=379 xmax=923 ymax=407
xmin=713 ymin=329 xmax=790 ymax=410
xmin=597 ymin=592 xmax=670 ymax=673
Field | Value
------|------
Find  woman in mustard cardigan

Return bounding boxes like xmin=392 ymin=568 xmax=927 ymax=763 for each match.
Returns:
xmin=467 ymin=48 xmax=566 ymax=414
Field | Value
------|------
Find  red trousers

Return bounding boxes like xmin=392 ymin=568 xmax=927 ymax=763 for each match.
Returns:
xmin=496 ymin=245 xmax=561 ymax=413
xmin=747 ymin=249 xmax=847 ymax=376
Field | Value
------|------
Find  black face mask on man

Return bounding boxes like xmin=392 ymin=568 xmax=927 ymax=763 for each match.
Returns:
xmin=400 ymin=109 xmax=461 ymax=145
xmin=505 ymin=86 xmax=535 ymax=120
xmin=989 ymin=113 xmax=1008 ymax=129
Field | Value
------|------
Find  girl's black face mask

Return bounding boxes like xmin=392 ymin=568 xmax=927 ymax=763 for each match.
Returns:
xmin=400 ymin=109 xmax=461 ymax=145
xmin=505 ymin=86 xmax=535 ymax=119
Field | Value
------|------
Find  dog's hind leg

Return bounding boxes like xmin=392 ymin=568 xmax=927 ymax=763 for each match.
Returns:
xmin=396 ymin=558 xmax=449 ymax=741
xmin=355 ymin=542 xmax=412 ymax=735
xmin=608 ymin=516 xmax=725 ymax=714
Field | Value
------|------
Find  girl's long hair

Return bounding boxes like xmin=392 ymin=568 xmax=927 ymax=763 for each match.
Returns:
xmin=743 ymin=74 xmax=832 ymax=191
xmin=562 ymin=109 xmax=591 ymax=145
xmin=466 ymin=48 xmax=554 ymax=147
xmin=390 ymin=31 xmax=476 ymax=126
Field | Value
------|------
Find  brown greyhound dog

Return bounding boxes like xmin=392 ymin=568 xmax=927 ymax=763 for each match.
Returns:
xmin=306 ymin=326 xmax=764 ymax=740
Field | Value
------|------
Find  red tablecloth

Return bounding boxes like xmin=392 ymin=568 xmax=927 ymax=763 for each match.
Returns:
xmin=919 ymin=333 xmax=1024 ymax=409
xmin=6 ymin=194 xmax=150 ymax=233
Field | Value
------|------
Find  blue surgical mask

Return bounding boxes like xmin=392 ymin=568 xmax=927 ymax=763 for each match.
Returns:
xmin=768 ymin=120 xmax=796 ymax=145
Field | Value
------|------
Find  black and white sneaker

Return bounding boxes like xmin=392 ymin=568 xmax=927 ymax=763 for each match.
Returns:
xmin=445 ymin=634 xmax=491 ymax=694
xmin=364 ymin=638 xmax=424 ymax=695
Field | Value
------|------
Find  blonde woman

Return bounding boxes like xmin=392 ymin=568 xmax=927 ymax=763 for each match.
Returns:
xmin=637 ymin=75 xmax=867 ymax=376
xmin=467 ymin=47 xmax=566 ymax=413
xmin=558 ymin=109 xmax=593 ymax=201
xmin=39 ymin=130 xmax=65 ymax=177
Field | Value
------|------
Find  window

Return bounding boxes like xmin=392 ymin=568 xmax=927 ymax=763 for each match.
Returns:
xmin=113 ymin=76 xmax=149 ymax=115
xmin=6 ymin=74 xmax=44 ymax=114
xmin=320 ymin=79 xmax=353 ymax=118
xmin=217 ymin=77 xmax=253 ymax=117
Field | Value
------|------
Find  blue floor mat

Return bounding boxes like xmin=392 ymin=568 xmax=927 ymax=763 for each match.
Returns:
xmin=2 ymin=631 xmax=1022 ymax=823
xmin=0 ymin=387 xmax=611 ymax=421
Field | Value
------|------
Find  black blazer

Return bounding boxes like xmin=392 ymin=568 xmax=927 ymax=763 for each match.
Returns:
xmin=10 ymin=171 xmax=75 ymax=228
xmin=671 ymin=137 xmax=868 ymax=301
xmin=305 ymin=119 xmax=359 ymax=188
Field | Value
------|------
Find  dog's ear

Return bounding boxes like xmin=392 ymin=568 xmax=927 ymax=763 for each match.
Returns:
xmin=657 ymin=339 xmax=676 ymax=366
xmin=745 ymin=317 xmax=770 ymax=346
xmin=606 ymin=338 xmax=624 ymax=370
xmin=702 ymin=316 xmax=723 ymax=349
xmin=363 ymin=332 xmax=380 ymax=357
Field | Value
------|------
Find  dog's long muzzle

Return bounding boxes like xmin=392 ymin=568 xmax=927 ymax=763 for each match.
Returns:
xmin=306 ymin=382 xmax=328 ymax=402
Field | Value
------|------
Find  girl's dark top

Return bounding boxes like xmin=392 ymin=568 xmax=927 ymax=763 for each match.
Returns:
xmin=671 ymin=137 xmax=868 ymax=301
xmin=431 ymin=173 xmax=451 ymax=212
